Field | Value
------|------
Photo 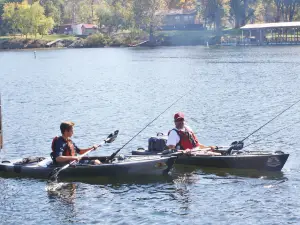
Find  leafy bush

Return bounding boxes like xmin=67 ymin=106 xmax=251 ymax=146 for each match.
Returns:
xmin=84 ymin=33 xmax=111 ymax=47
xmin=114 ymin=28 xmax=147 ymax=45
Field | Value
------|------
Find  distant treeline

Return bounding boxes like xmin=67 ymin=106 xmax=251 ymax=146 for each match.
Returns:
xmin=1 ymin=0 xmax=300 ymax=36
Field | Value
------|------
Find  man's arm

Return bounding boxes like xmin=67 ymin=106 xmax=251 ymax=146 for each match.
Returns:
xmin=56 ymin=155 xmax=79 ymax=163
xmin=78 ymin=146 xmax=96 ymax=154
xmin=75 ymin=142 xmax=98 ymax=155
xmin=167 ymin=130 xmax=180 ymax=150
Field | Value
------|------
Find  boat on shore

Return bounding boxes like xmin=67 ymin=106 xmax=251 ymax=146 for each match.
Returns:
xmin=132 ymin=148 xmax=289 ymax=172
xmin=0 ymin=155 xmax=176 ymax=180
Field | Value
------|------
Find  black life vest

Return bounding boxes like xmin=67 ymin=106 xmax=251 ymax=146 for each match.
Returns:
xmin=50 ymin=136 xmax=76 ymax=163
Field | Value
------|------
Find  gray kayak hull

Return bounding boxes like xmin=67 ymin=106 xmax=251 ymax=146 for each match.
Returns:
xmin=0 ymin=155 xmax=176 ymax=179
xmin=131 ymin=149 xmax=289 ymax=171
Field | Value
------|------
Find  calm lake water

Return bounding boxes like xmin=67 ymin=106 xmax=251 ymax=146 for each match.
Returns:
xmin=1 ymin=46 xmax=300 ymax=224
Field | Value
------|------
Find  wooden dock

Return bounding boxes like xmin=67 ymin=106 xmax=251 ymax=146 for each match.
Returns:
xmin=46 ymin=39 xmax=62 ymax=47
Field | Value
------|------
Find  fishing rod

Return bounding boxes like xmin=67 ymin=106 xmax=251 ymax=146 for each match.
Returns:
xmin=244 ymin=120 xmax=300 ymax=148
xmin=224 ymin=98 xmax=300 ymax=154
xmin=106 ymin=88 xmax=193 ymax=161
xmin=241 ymin=98 xmax=300 ymax=143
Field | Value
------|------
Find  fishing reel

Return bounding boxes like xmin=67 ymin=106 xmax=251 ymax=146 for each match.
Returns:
xmin=105 ymin=130 xmax=119 ymax=143
xmin=226 ymin=141 xmax=244 ymax=155
xmin=230 ymin=141 xmax=244 ymax=151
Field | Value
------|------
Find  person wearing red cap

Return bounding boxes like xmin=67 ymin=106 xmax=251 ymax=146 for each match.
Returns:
xmin=167 ymin=112 xmax=215 ymax=154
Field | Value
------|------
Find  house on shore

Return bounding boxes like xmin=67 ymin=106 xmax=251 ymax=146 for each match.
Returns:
xmin=55 ymin=24 xmax=98 ymax=36
xmin=156 ymin=9 xmax=204 ymax=30
xmin=56 ymin=24 xmax=73 ymax=35
xmin=74 ymin=24 xmax=98 ymax=36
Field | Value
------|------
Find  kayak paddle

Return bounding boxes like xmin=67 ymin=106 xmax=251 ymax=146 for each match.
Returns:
xmin=48 ymin=130 xmax=119 ymax=182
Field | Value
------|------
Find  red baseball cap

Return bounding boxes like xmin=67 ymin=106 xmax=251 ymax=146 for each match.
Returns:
xmin=174 ymin=112 xmax=184 ymax=121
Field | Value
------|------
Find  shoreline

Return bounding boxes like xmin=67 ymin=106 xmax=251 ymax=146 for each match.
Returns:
xmin=0 ymin=31 xmax=212 ymax=50
xmin=0 ymin=40 xmax=206 ymax=50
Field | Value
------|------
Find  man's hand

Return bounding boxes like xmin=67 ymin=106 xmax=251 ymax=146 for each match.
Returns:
xmin=178 ymin=149 xmax=192 ymax=155
xmin=209 ymin=146 xmax=216 ymax=151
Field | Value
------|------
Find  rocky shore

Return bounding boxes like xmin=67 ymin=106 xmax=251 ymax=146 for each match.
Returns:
xmin=0 ymin=31 xmax=216 ymax=50
xmin=0 ymin=32 xmax=150 ymax=49
xmin=0 ymin=38 xmax=79 ymax=50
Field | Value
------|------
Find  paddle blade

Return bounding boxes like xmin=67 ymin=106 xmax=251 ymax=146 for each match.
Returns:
xmin=105 ymin=130 xmax=119 ymax=143
xmin=48 ymin=167 xmax=60 ymax=182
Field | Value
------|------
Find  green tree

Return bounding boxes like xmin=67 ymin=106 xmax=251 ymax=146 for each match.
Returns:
xmin=97 ymin=0 xmax=134 ymax=34
xmin=43 ymin=0 xmax=64 ymax=25
xmin=230 ymin=0 xmax=243 ymax=28
xmin=132 ymin=0 xmax=167 ymax=29
xmin=0 ymin=0 xmax=22 ymax=15
xmin=2 ymin=1 xmax=26 ymax=34
xmin=38 ymin=16 xmax=54 ymax=37
xmin=2 ymin=1 xmax=54 ymax=37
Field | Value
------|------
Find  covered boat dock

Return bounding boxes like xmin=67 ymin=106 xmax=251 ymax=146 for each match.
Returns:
xmin=240 ymin=21 xmax=300 ymax=46
xmin=221 ymin=22 xmax=300 ymax=46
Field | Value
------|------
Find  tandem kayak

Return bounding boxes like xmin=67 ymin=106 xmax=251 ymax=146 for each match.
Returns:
xmin=0 ymin=155 xmax=176 ymax=179
xmin=132 ymin=148 xmax=289 ymax=172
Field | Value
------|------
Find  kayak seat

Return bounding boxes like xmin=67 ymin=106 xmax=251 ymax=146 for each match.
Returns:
xmin=50 ymin=152 xmax=57 ymax=165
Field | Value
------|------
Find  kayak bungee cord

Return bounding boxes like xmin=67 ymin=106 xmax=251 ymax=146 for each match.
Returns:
xmin=106 ymin=88 xmax=194 ymax=162
xmin=241 ymin=98 xmax=300 ymax=143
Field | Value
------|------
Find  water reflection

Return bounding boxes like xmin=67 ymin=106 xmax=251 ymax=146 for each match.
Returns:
xmin=46 ymin=182 xmax=76 ymax=204
xmin=46 ymin=182 xmax=79 ymax=224
xmin=55 ymin=174 xmax=175 ymax=186
xmin=171 ymin=173 xmax=196 ymax=215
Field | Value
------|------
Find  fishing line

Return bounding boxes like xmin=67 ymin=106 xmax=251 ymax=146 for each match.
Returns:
xmin=241 ymin=98 xmax=300 ymax=142
xmin=244 ymin=120 xmax=300 ymax=148
xmin=116 ymin=87 xmax=194 ymax=152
